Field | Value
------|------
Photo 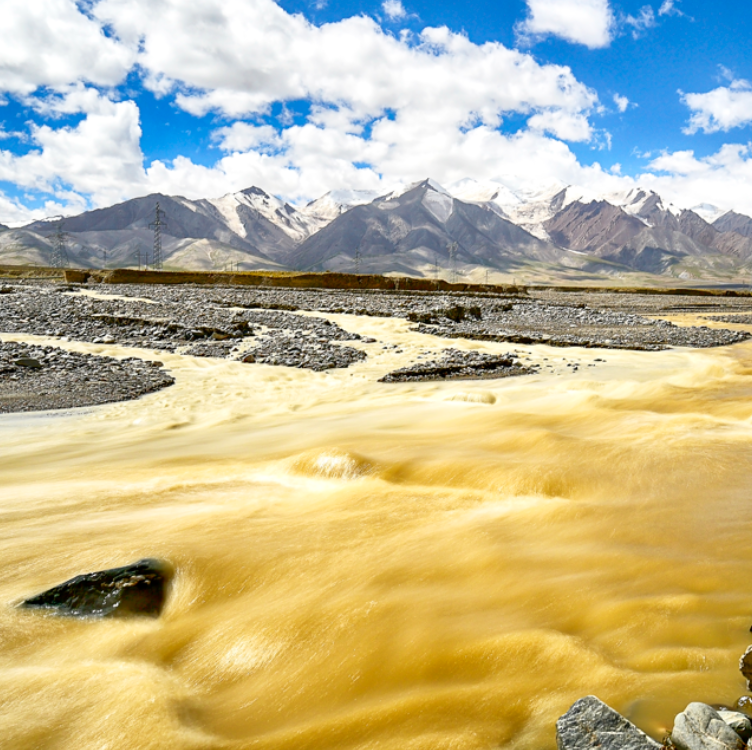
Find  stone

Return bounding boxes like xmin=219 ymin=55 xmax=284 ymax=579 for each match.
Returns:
xmin=556 ymin=696 xmax=661 ymax=750
xmin=718 ymin=711 xmax=752 ymax=741
xmin=14 ymin=357 xmax=43 ymax=369
xmin=740 ymin=645 xmax=752 ymax=690
xmin=20 ymin=558 xmax=173 ymax=618
xmin=672 ymin=703 xmax=745 ymax=750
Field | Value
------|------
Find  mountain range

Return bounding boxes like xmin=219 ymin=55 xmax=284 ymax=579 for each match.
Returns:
xmin=3 ymin=178 xmax=752 ymax=285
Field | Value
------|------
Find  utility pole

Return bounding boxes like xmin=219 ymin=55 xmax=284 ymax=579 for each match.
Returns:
xmin=45 ymin=218 xmax=70 ymax=269
xmin=149 ymin=202 xmax=166 ymax=270
xmin=136 ymin=247 xmax=141 ymax=271
xmin=103 ymin=249 xmax=107 ymax=269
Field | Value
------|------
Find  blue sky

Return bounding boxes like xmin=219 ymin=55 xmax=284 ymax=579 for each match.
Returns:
xmin=1 ymin=0 xmax=751 ymax=224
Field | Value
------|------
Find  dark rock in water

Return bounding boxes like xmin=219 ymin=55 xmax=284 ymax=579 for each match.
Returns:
xmin=740 ymin=645 xmax=752 ymax=689
xmin=20 ymin=558 xmax=173 ymax=618
xmin=14 ymin=357 xmax=43 ymax=369
xmin=672 ymin=703 xmax=745 ymax=750
xmin=556 ymin=696 xmax=661 ymax=750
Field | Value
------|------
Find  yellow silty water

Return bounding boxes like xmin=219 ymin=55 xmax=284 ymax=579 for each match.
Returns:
xmin=2 ymin=313 xmax=752 ymax=750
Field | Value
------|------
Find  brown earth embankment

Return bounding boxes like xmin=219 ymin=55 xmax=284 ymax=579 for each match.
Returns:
xmin=62 ymin=268 xmax=526 ymax=295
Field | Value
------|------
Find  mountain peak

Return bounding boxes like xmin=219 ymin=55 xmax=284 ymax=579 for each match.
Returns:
xmin=239 ymin=186 xmax=271 ymax=198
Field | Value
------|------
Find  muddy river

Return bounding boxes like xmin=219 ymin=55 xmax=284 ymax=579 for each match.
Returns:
xmin=2 ymin=314 xmax=752 ymax=749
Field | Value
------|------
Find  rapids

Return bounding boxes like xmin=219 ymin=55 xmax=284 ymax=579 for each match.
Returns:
xmin=3 ymin=313 xmax=752 ymax=750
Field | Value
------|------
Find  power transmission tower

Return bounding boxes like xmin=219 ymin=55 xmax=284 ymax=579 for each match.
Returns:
xmin=354 ymin=249 xmax=362 ymax=273
xmin=148 ymin=202 xmax=166 ymax=270
xmin=45 ymin=217 xmax=70 ymax=269
xmin=448 ymin=241 xmax=458 ymax=284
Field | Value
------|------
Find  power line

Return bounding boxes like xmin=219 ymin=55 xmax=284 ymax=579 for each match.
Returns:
xmin=148 ymin=201 xmax=166 ymax=270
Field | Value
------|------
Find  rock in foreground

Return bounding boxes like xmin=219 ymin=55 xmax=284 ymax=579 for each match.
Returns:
xmin=556 ymin=696 xmax=661 ymax=750
xmin=20 ymin=558 xmax=173 ymax=618
xmin=740 ymin=645 xmax=752 ymax=690
xmin=671 ymin=703 xmax=745 ymax=750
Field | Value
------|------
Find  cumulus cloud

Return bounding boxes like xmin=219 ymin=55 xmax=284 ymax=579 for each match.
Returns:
xmin=94 ymin=0 xmax=598 ymax=122
xmin=613 ymin=94 xmax=630 ymax=112
xmin=681 ymin=79 xmax=752 ymax=134
xmin=0 ymin=98 xmax=145 ymax=207
xmin=382 ymin=0 xmax=407 ymax=20
xmin=527 ymin=110 xmax=593 ymax=141
xmin=641 ymin=143 xmax=752 ymax=212
xmin=516 ymin=0 xmax=615 ymax=49
xmin=0 ymin=0 xmax=133 ymax=96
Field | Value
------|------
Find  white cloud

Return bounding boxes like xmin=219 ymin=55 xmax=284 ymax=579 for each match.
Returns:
xmin=0 ymin=98 xmax=145 ymax=207
xmin=212 ymin=123 xmax=284 ymax=153
xmin=527 ymin=110 xmax=593 ymax=141
xmin=94 ymin=0 xmax=598 ymax=123
xmin=623 ymin=6 xmax=655 ymax=38
xmin=382 ymin=0 xmax=407 ymax=20
xmin=613 ymin=94 xmax=630 ymax=112
xmin=516 ymin=0 xmax=615 ymax=49
xmin=681 ymin=79 xmax=752 ymax=134
xmin=0 ymin=0 xmax=133 ymax=96
xmin=641 ymin=143 xmax=752 ymax=213
xmin=658 ymin=0 xmax=683 ymax=16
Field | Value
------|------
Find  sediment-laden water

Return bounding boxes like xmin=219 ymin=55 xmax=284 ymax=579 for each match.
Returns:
xmin=3 ymin=314 xmax=752 ymax=750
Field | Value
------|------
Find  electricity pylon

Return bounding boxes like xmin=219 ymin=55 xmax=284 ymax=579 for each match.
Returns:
xmin=148 ymin=202 xmax=166 ymax=270
xmin=45 ymin=217 xmax=70 ymax=269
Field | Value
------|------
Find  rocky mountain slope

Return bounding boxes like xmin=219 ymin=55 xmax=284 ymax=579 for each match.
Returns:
xmin=292 ymin=180 xmax=569 ymax=275
xmin=3 ymin=178 xmax=752 ymax=283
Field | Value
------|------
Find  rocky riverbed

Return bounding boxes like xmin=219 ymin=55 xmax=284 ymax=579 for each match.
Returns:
xmin=0 ymin=340 xmax=174 ymax=413
xmin=2 ymin=279 xmax=752 ymax=413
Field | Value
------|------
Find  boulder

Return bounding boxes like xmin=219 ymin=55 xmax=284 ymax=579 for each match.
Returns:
xmin=556 ymin=696 xmax=661 ymax=750
xmin=14 ymin=357 xmax=42 ymax=369
xmin=20 ymin=558 xmax=173 ymax=618
xmin=671 ymin=703 xmax=745 ymax=750
xmin=739 ymin=645 xmax=752 ymax=690
xmin=718 ymin=711 xmax=752 ymax=741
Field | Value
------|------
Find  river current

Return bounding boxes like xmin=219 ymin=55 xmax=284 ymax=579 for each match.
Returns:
xmin=3 ymin=312 xmax=752 ymax=750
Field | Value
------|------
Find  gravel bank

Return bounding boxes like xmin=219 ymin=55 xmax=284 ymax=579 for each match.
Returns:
xmin=0 ymin=341 xmax=174 ymax=413
xmin=379 ymin=348 xmax=534 ymax=382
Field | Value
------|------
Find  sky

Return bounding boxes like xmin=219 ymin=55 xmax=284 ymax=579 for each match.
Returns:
xmin=1 ymin=0 xmax=752 ymax=225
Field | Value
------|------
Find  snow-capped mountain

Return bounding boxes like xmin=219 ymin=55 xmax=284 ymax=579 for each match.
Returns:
xmin=4 ymin=176 xmax=752 ymax=282
xmin=208 ymin=186 xmax=319 ymax=244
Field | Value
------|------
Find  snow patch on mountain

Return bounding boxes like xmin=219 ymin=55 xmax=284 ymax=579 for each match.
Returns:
xmin=299 ymin=189 xmax=382 ymax=229
xmin=208 ymin=187 xmax=318 ymax=243
xmin=422 ymin=188 xmax=454 ymax=223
